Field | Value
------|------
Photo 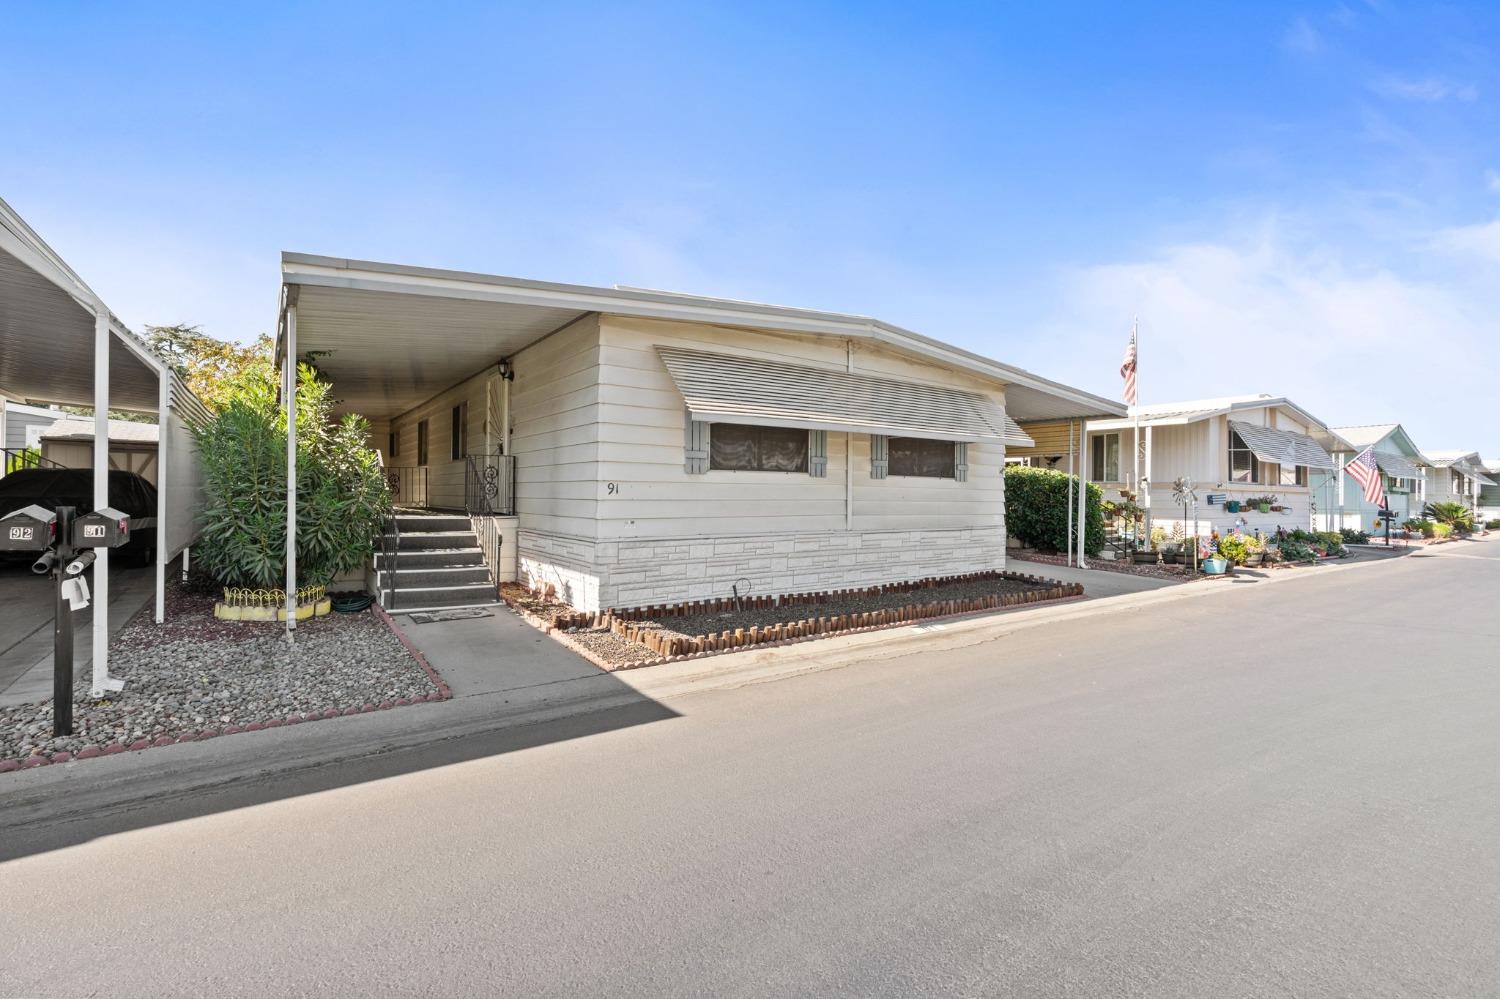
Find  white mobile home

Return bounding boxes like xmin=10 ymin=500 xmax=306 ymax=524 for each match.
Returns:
xmin=1423 ymin=450 xmax=1495 ymax=513
xmin=1481 ymin=460 xmax=1500 ymax=523
xmin=1069 ymin=395 xmax=1342 ymax=540
xmin=275 ymin=254 xmax=1124 ymax=614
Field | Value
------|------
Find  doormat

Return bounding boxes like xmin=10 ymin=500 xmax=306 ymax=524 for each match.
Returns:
xmin=404 ymin=608 xmax=494 ymax=625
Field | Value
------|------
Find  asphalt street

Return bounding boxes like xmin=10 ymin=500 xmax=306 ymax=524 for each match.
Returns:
xmin=3 ymin=541 xmax=1498 ymax=997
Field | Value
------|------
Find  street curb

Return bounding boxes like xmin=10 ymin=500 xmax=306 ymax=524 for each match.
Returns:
xmin=1 ymin=606 xmax=452 ymax=776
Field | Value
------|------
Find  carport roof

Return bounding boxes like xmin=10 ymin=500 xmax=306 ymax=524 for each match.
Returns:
xmin=0 ymin=197 xmax=164 ymax=412
xmin=277 ymin=251 xmax=1128 ymax=424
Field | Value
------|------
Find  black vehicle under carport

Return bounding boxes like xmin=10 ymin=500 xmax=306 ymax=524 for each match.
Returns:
xmin=0 ymin=469 xmax=157 ymax=566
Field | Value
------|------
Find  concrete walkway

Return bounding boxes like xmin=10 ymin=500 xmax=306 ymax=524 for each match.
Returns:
xmin=0 ymin=563 xmax=154 ymax=705
xmin=390 ymin=603 xmax=604 ymax=697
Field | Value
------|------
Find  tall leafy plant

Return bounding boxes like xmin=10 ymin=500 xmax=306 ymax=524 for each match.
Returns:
xmin=192 ymin=363 xmax=390 ymax=590
xmin=1004 ymin=465 xmax=1104 ymax=555
xmin=1423 ymin=500 xmax=1475 ymax=536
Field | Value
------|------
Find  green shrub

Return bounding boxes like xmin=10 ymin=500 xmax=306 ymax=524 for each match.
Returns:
xmin=1339 ymin=527 xmax=1369 ymax=544
xmin=1432 ymin=523 xmax=1452 ymax=539
xmin=192 ymin=362 xmax=390 ymax=590
xmin=1487 ymin=519 xmax=1500 ymax=530
xmin=1316 ymin=531 xmax=1347 ymax=557
xmin=1424 ymin=501 xmax=1475 ymax=535
xmin=1004 ymin=465 xmax=1104 ymax=555
xmin=1277 ymin=539 xmax=1316 ymax=562
xmin=1215 ymin=533 xmax=1264 ymax=566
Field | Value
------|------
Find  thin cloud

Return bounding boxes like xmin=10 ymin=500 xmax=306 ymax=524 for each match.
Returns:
xmin=1282 ymin=16 xmax=1323 ymax=55
xmin=1369 ymin=75 xmax=1478 ymax=102
xmin=1035 ymin=220 xmax=1497 ymax=452
xmin=1486 ymin=170 xmax=1500 ymax=194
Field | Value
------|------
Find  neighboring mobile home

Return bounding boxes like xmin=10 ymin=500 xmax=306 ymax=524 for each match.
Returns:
xmin=1044 ymin=395 xmax=1343 ymax=542
xmin=1423 ymin=450 xmax=1495 ymax=513
xmin=1480 ymin=459 xmax=1500 ymax=523
xmin=1313 ymin=424 xmax=1431 ymax=533
xmin=275 ymin=253 xmax=1124 ymax=614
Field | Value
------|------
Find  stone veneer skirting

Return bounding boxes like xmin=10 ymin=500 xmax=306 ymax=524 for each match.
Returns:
xmin=518 ymin=526 xmax=1008 ymax=612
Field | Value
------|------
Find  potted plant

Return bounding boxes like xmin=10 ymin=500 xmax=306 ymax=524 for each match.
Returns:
xmin=1225 ymin=499 xmax=1241 ymax=513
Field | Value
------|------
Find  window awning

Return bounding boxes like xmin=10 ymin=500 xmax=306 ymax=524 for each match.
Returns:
xmin=1229 ymin=420 xmax=1335 ymax=469
xmin=656 ymin=345 xmax=1034 ymax=445
xmin=1372 ymin=451 xmax=1423 ymax=480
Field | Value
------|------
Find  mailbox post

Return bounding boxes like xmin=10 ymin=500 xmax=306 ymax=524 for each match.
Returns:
xmin=0 ymin=503 xmax=130 ymax=737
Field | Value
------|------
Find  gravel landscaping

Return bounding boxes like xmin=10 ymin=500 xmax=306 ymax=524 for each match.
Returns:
xmin=1 ymin=584 xmax=443 ymax=766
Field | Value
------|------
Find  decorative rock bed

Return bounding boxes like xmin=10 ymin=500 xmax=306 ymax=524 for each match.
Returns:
xmin=502 ymin=570 xmax=1084 ymax=671
xmin=0 ymin=585 xmax=449 ymax=772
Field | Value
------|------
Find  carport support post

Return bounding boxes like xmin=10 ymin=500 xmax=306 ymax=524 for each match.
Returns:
xmin=154 ymin=369 xmax=168 ymax=623
xmin=1076 ymin=420 xmax=1088 ymax=569
xmin=91 ymin=301 xmax=124 ymax=696
xmin=1065 ymin=420 xmax=1075 ymax=567
xmin=284 ymin=302 xmax=298 ymax=640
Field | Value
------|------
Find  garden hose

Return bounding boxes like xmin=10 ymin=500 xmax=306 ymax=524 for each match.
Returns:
xmin=331 ymin=592 xmax=375 ymax=613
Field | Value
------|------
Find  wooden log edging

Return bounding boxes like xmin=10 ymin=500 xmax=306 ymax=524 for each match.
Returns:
xmin=501 ymin=571 xmax=1085 ymax=674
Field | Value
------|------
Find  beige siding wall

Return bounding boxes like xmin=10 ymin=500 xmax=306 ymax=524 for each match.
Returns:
xmin=385 ymin=371 xmax=492 ymax=510
xmin=592 ymin=315 xmax=1007 ymax=540
xmin=509 ymin=313 xmax=603 ymax=540
xmin=513 ymin=314 xmax=1012 ymax=611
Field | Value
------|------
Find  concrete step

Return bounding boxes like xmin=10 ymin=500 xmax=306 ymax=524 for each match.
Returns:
xmin=374 ymin=565 xmax=492 ymax=588
xmin=374 ymin=547 xmax=485 ymax=569
xmin=381 ymin=582 xmax=497 ymax=610
xmin=382 ymin=530 xmax=480 ymax=551
xmin=392 ymin=513 xmax=472 ymax=533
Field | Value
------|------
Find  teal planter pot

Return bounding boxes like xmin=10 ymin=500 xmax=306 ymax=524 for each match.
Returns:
xmin=1202 ymin=556 xmax=1229 ymax=575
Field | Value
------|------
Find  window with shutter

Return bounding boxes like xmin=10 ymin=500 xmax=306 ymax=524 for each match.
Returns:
xmin=955 ymin=441 xmax=969 ymax=482
xmin=708 ymin=423 xmax=809 ymax=472
xmin=870 ymin=435 xmax=889 ymax=479
xmin=888 ymin=437 xmax=957 ymax=478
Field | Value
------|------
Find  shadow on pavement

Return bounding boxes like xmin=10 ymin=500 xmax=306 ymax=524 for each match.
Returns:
xmin=0 ymin=689 xmax=680 ymax=864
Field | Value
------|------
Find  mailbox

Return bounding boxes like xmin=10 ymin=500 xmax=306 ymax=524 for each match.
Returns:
xmin=72 ymin=506 xmax=130 ymax=549
xmin=0 ymin=505 xmax=57 ymax=552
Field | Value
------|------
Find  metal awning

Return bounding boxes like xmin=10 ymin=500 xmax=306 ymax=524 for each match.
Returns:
xmin=1229 ymin=420 xmax=1335 ymax=469
xmin=1372 ymin=451 xmax=1423 ymax=480
xmin=657 ymin=345 xmax=1035 ymax=445
xmin=278 ymin=252 xmax=1124 ymax=423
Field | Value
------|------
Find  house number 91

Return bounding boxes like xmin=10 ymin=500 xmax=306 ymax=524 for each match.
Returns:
xmin=606 ymin=483 xmax=619 ymax=495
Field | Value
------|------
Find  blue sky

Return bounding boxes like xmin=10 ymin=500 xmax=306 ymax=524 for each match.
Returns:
xmin=5 ymin=1 xmax=1499 ymax=453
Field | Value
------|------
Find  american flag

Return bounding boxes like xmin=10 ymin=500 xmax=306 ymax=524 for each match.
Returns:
xmin=1345 ymin=446 xmax=1386 ymax=508
xmin=1120 ymin=329 xmax=1138 ymax=407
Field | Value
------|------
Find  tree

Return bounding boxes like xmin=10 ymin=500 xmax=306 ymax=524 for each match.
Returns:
xmin=143 ymin=324 xmax=275 ymax=413
xmin=191 ymin=362 xmax=390 ymax=590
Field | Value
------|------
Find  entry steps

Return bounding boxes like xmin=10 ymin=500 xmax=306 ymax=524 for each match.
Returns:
xmin=374 ymin=512 xmax=499 ymax=611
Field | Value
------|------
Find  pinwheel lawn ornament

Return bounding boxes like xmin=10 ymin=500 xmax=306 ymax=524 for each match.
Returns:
xmin=1172 ymin=477 xmax=1199 ymax=572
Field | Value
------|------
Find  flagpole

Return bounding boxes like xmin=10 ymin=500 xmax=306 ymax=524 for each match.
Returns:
xmin=1131 ymin=317 xmax=1141 ymax=550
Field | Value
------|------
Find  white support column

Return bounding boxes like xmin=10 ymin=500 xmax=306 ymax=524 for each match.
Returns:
xmin=1065 ymin=420 xmax=1075 ymax=567
xmin=1076 ymin=421 xmax=1089 ymax=569
xmin=284 ymin=303 xmax=298 ymax=639
xmin=91 ymin=302 xmax=124 ymax=695
xmin=154 ymin=372 xmax=169 ymax=623
xmin=1143 ymin=424 xmax=1154 ymax=549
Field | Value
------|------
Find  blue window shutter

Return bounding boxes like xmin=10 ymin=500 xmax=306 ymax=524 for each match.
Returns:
xmin=870 ymin=434 xmax=889 ymax=480
xmin=808 ymin=430 xmax=828 ymax=477
xmin=684 ymin=409 xmax=709 ymax=474
xmin=955 ymin=441 xmax=969 ymax=482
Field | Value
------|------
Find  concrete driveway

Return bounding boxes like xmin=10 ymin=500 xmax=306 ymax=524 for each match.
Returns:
xmin=0 ymin=561 xmax=153 ymax=703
